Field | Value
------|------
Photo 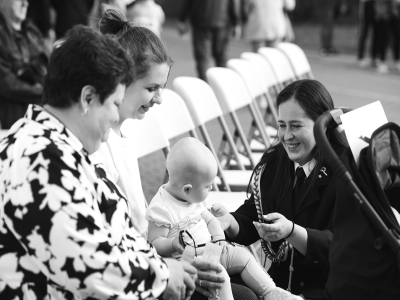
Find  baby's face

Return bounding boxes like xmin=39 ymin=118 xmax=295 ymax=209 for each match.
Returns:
xmin=186 ymin=168 xmax=216 ymax=204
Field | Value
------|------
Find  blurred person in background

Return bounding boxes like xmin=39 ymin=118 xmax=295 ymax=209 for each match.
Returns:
xmin=243 ymin=0 xmax=295 ymax=52
xmin=26 ymin=0 xmax=55 ymax=48
xmin=356 ymin=0 xmax=375 ymax=67
xmin=51 ymin=0 xmax=95 ymax=38
xmin=178 ymin=0 xmax=241 ymax=81
xmin=126 ymin=0 xmax=165 ymax=36
xmin=0 ymin=0 xmax=49 ymax=129
xmin=372 ymin=0 xmax=400 ymax=74
xmin=320 ymin=0 xmax=345 ymax=55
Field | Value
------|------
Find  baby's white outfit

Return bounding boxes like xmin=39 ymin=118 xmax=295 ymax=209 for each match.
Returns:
xmin=146 ymin=186 xmax=302 ymax=300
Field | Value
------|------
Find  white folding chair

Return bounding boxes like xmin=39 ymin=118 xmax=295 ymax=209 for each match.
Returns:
xmin=0 ymin=130 xmax=8 ymax=140
xmin=121 ymin=111 xmax=170 ymax=159
xmin=277 ymin=42 xmax=314 ymax=79
xmin=227 ymin=59 xmax=278 ymax=141
xmin=173 ymin=76 xmax=253 ymax=192
xmin=152 ymin=88 xmax=248 ymax=208
xmin=258 ymin=47 xmax=296 ymax=90
xmin=206 ymin=67 xmax=268 ymax=168
xmin=152 ymin=88 xmax=227 ymax=192
xmin=240 ymin=52 xmax=281 ymax=97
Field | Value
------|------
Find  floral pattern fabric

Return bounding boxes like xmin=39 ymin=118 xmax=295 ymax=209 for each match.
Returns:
xmin=0 ymin=105 xmax=168 ymax=300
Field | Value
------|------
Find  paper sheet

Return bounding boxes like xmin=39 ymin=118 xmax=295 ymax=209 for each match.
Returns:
xmin=340 ymin=101 xmax=388 ymax=167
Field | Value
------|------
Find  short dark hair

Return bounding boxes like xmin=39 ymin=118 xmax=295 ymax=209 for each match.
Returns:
xmin=42 ymin=25 xmax=134 ymax=107
xmin=99 ymin=5 xmax=173 ymax=81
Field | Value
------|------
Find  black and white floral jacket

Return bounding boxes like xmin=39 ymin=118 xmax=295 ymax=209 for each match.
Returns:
xmin=0 ymin=105 xmax=168 ymax=300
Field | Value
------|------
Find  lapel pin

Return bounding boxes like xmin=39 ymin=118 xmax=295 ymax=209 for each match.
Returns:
xmin=319 ymin=167 xmax=328 ymax=178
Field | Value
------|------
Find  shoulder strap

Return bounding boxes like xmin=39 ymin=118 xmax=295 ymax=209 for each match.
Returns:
xmin=252 ymin=162 xmax=290 ymax=263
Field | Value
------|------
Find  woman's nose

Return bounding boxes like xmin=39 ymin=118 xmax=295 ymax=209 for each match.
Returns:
xmin=284 ymin=128 xmax=293 ymax=141
xmin=152 ymin=89 xmax=163 ymax=105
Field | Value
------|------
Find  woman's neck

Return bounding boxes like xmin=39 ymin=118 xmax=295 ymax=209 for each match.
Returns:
xmin=112 ymin=122 xmax=123 ymax=137
xmin=5 ymin=17 xmax=22 ymax=31
xmin=43 ymin=104 xmax=89 ymax=150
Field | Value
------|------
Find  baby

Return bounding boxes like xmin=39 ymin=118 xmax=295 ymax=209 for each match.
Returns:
xmin=146 ymin=137 xmax=301 ymax=300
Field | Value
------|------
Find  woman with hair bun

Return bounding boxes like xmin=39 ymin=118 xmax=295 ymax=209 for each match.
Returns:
xmin=92 ymin=5 xmax=259 ymax=300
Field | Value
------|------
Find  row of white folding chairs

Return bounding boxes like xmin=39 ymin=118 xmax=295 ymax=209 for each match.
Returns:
xmin=232 ymin=42 xmax=314 ymax=151
xmin=121 ymin=90 xmax=249 ymax=211
xmin=122 ymin=88 xmax=263 ymax=261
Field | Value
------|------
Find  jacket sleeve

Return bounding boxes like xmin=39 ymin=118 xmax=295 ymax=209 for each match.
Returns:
xmin=2 ymin=136 xmax=169 ymax=299
xmin=230 ymin=193 xmax=261 ymax=246
xmin=0 ymin=47 xmax=42 ymax=104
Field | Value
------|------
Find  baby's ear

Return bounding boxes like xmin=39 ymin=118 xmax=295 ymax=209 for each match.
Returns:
xmin=182 ymin=184 xmax=192 ymax=195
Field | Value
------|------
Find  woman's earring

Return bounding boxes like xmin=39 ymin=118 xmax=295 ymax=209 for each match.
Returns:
xmin=82 ymin=108 xmax=88 ymax=116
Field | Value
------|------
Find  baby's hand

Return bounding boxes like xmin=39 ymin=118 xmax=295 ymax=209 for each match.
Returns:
xmin=217 ymin=240 xmax=227 ymax=249
xmin=173 ymin=235 xmax=185 ymax=254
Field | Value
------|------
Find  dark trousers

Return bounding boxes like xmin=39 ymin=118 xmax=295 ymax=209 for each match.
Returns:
xmin=373 ymin=16 xmax=400 ymax=62
xmin=357 ymin=1 xmax=375 ymax=59
xmin=320 ymin=0 xmax=341 ymax=49
xmin=191 ymin=26 xmax=232 ymax=81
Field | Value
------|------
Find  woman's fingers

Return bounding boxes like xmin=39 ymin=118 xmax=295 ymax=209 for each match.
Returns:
xmin=195 ymin=278 xmax=221 ymax=298
xmin=182 ymin=260 xmax=198 ymax=277
xmin=263 ymin=212 xmax=283 ymax=222
xmin=195 ymin=285 xmax=214 ymax=298
xmin=253 ymin=222 xmax=282 ymax=241
xmin=192 ymin=259 xmax=223 ymax=273
xmin=183 ymin=272 xmax=195 ymax=300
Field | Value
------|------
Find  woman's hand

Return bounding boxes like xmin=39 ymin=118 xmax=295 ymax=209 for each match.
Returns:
xmin=192 ymin=258 xmax=225 ymax=298
xmin=253 ymin=212 xmax=293 ymax=242
xmin=163 ymin=258 xmax=197 ymax=300
xmin=210 ymin=204 xmax=232 ymax=231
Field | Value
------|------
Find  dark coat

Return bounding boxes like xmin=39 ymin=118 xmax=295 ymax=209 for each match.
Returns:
xmin=231 ymin=147 xmax=338 ymax=299
xmin=179 ymin=0 xmax=241 ymax=29
xmin=0 ymin=12 xmax=48 ymax=129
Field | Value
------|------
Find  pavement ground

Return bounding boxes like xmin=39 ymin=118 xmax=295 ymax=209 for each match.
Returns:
xmin=139 ymin=22 xmax=400 ymax=201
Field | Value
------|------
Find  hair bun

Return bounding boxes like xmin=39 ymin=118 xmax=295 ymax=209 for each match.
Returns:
xmin=99 ymin=4 xmax=131 ymax=36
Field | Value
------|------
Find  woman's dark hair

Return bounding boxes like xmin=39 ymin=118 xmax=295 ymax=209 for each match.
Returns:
xmin=42 ymin=25 xmax=134 ymax=107
xmin=248 ymin=79 xmax=348 ymax=212
xmin=99 ymin=5 xmax=173 ymax=81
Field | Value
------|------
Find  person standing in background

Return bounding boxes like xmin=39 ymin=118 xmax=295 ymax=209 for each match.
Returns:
xmin=0 ymin=0 xmax=49 ymax=129
xmin=372 ymin=0 xmax=400 ymax=74
xmin=243 ymin=0 xmax=295 ymax=52
xmin=178 ymin=0 xmax=241 ymax=81
xmin=51 ymin=0 xmax=95 ymax=38
xmin=320 ymin=0 xmax=342 ymax=55
xmin=126 ymin=0 xmax=165 ymax=36
xmin=356 ymin=0 xmax=375 ymax=67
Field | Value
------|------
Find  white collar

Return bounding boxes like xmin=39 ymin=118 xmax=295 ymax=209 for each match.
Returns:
xmin=294 ymin=158 xmax=317 ymax=178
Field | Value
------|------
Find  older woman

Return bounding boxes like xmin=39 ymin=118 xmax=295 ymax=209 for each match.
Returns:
xmin=212 ymin=79 xmax=348 ymax=299
xmin=91 ymin=6 xmax=258 ymax=300
xmin=0 ymin=25 xmax=196 ymax=300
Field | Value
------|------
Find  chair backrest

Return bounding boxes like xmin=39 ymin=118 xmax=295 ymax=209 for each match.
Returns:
xmin=206 ymin=67 xmax=253 ymax=114
xmin=258 ymin=47 xmax=296 ymax=84
xmin=0 ymin=130 xmax=8 ymax=140
xmin=240 ymin=52 xmax=279 ymax=90
xmin=173 ymin=77 xmax=223 ymax=126
xmin=277 ymin=42 xmax=313 ymax=79
xmin=120 ymin=110 xmax=170 ymax=158
xmin=227 ymin=58 xmax=266 ymax=99
xmin=152 ymin=89 xmax=197 ymax=140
